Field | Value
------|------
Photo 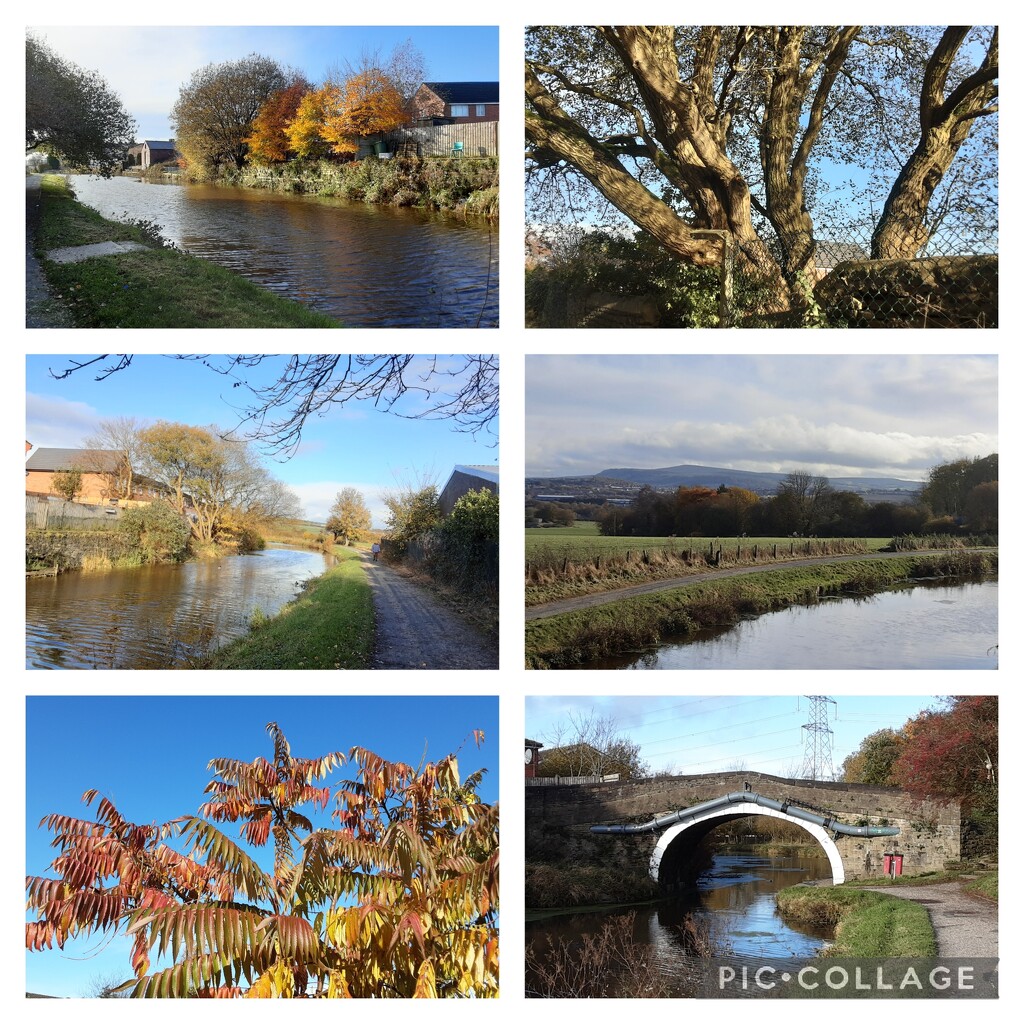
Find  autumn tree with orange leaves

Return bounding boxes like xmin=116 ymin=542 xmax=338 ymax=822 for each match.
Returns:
xmin=245 ymin=77 xmax=313 ymax=164
xmin=322 ymin=69 xmax=408 ymax=155
xmin=26 ymin=723 xmax=498 ymax=998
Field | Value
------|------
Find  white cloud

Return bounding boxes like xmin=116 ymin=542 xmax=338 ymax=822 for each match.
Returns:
xmin=527 ymin=356 xmax=997 ymax=479
xmin=26 ymin=393 xmax=103 ymax=448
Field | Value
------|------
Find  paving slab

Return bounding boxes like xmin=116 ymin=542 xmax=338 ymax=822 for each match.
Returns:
xmin=44 ymin=240 xmax=151 ymax=264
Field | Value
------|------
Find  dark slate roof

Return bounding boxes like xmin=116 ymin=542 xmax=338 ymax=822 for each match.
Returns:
xmin=25 ymin=447 xmax=119 ymax=472
xmin=422 ymin=82 xmax=499 ymax=104
xmin=143 ymin=140 xmax=175 ymax=149
xmin=814 ymin=241 xmax=867 ymax=269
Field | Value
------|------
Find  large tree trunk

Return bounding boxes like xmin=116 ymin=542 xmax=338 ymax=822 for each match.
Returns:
xmin=872 ymin=27 xmax=997 ymax=259
xmin=760 ymin=26 xmax=860 ymax=282
xmin=601 ymin=27 xmax=786 ymax=291
xmin=526 ymin=28 xmax=789 ymax=309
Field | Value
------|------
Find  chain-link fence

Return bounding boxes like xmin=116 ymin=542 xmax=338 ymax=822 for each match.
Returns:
xmin=737 ymin=216 xmax=998 ymax=329
xmin=526 ymin=215 xmax=997 ymax=328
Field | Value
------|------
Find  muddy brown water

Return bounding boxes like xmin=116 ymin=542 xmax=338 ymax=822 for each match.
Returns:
xmin=66 ymin=175 xmax=497 ymax=328
xmin=26 ymin=546 xmax=335 ymax=669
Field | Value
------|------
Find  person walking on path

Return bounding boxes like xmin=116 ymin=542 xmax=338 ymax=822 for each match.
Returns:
xmin=371 ymin=542 xmax=381 ymax=562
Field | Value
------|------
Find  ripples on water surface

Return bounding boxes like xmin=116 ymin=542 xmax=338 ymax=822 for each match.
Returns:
xmin=68 ymin=175 xmax=498 ymax=328
xmin=26 ymin=547 xmax=335 ymax=669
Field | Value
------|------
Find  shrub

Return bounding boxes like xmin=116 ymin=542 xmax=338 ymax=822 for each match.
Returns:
xmin=119 ymin=503 xmax=190 ymax=562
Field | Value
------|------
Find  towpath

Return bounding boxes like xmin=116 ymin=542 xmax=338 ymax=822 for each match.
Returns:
xmin=26 ymin=175 xmax=70 ymax=327
xmin=857 ymin=882 xmax=997 ymax=957
xmin=526 ymin=547 xmax=994 ymax=622
xmin=363 ymin=553 xmax=497 ymax=670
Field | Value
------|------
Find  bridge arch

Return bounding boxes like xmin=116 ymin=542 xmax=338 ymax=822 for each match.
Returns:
xmin=649 ymin=804 xmax=845 ymax=885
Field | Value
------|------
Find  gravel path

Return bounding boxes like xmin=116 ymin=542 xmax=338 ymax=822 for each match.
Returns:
xmin=526 ymin=548 xmax=991 ymax=622
xmin=857 ymin=882 xmax=997 ymax=957
xmin=364 ymin=554 xmax=497 ymax=670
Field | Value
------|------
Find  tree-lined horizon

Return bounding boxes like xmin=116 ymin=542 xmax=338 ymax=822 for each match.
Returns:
xmin=533 ymin=454 xmax=998 ymax=539
xmin=526 ymin=25 xmax=998 ymax=304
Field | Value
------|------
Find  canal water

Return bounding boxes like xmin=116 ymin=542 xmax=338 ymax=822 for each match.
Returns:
xmin=578 ymin=578 xmax=998 ymax=670
xmin=26 ymin=546 xmax=335 ymax=670
xmin=526 ymin=852 xmax=832 ymax=998
xmin=66 ymin=175 xmax=497 ymax=328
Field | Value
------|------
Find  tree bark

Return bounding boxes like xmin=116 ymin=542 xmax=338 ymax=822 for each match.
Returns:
xmin=872 ymin=27 xmax=998 ymax=258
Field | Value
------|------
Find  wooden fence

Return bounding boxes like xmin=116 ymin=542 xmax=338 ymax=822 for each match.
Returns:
xmin=525 ymin=774 xmax=620 ymax=787
xmin=361 ymin=121 xmax=498 ymax=159
xmin=26 ymin=495 xmax=121 ymax=530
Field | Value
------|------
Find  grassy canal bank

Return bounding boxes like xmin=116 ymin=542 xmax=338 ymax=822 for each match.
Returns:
xmin=203 ymin=546 xmax=373 ymax=670
xmin=526 ymin=550 xmax=997 ymax=668
xmin=34 ymin=174 xmax=340 ymax=328
xmin=223 ymin=155 xmax=499 ymax=219
xmin=777 ymin=886 xmax=936 ymax=956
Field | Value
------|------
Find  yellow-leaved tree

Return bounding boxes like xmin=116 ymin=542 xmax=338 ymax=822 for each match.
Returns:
xmin=26 ymin=723 xmax=499 ymax=998
xmin=284 ymin=87 xmax=337 ymax=160
xmin=322 ymin=69 xmax=408 ymax=156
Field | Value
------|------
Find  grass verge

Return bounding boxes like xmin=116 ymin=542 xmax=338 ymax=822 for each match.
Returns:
xmin=962 ymin=871 xmax=998 ymax=901
xmin=526 ymin=535 xmax=888 ymax=606
xmin=36 ymin=175 xmax=341 ymax=328
xmin=526 ymin=863 xmax=660 ymax=910
xmin=525 ymin=551 xmax=997 ymax=668
xmin=776 ymin=886 xmax=936 ymax=957
xmin=202 ymin=547 xmax=373 ymax=669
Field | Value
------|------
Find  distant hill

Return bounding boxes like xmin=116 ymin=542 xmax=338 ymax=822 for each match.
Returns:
xmin=595 ymin=464 xmax=923 ymax=494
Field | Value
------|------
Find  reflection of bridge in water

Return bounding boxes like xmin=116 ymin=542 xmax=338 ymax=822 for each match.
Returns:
xmin=526 ymin=771 xmax=960 ymax=886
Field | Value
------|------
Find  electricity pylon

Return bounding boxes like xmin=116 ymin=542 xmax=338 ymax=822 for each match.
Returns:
xmin=800 ymin=696 xmax=837 ymax=781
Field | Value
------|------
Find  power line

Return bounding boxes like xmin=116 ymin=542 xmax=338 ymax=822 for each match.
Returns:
xmin=800 ymin=695 xmax=837 ymax=781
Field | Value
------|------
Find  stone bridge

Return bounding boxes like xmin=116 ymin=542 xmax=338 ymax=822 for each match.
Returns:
xmin=526 ymin=771 xmax=959 ymax=887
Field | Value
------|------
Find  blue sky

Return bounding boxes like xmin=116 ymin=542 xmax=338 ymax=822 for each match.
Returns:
xmin=26 ymin=354 xmax=498 ymax=525
xmin=526 ymin=355 xmax=997 ymax=479
xmin=25 ymin=695 xmax=498 ymax=998
xmin=28 ymin=25 xmax=498 ymax=140
xmin=525 ymin=695 xmax=950 ymax=778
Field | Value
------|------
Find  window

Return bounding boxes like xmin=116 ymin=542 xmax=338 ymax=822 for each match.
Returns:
xmin=450 ymin=104 xmax=469 ymax=117
xmin=476 ymin=104 xmax=486 ymax=116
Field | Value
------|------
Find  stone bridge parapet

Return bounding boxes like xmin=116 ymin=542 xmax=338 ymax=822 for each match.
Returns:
xmin=526 ymin=770 xmax=959 ymax=884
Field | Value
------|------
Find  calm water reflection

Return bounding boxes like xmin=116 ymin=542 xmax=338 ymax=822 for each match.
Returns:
xmin=67 ymin=175 xmax=497 ymax=327
xmin=580 ymin=578 xmax=998 ymax=670
xmin=26 ymin=546 xmax=335 ymax=669
xmin=527 ymin=853 xmax=831 ymax=998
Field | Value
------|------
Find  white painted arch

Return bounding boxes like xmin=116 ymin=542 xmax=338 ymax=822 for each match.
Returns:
xmin=649 ymin=803 xmax=845 ymax=884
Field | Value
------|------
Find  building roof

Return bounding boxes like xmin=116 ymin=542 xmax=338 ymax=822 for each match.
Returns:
xmin=814 ymin=241 xmax=867 ymax=269
xmin=143 ymin=140 xmax=175 ymax=149
xmin=421 ymin=82 xmax=499 ymax=104
xmin=440 ymin=465 xmax=499 ymax=497
xmin=25 ymin=447 xmax=119 ymax=472
xmin=455 ymin=464 xmax=499 ymax=484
